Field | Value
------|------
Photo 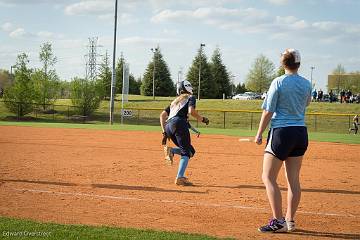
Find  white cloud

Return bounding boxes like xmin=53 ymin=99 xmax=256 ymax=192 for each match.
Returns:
xmin=311 ymin=21 xmax=360 ymax=43
xmin=1 ymin=22 xmax=14 ymax=32
xmin=64 ymin=1 xmax=113 ymax=15
xmin=98 ymin=13 xmax=138 ymax=25
xmin=37 ymin=31 xmax=65 ymax=39
xmin=151 ymin=7 xmax=268 ymax=25
xmin=63 ymin=0 xmax=144 ymax=16
xmin=0 ymin=0 xmax=70 ymax=7
xmin=275 ymin=16 xmax=297 ymax=24
xmin=118 ymin=36 xmax=182 ymax=45
xmin=151 ymin=6 xmax=359 ymax=45
xmin=266 ymin=0 xmax=289 ymax=5
xmin=9 ymin=28 xmax=27 ymax=38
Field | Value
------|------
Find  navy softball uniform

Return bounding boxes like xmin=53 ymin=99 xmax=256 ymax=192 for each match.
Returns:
xmin=165 ymin=95 xmax=196 ymax=158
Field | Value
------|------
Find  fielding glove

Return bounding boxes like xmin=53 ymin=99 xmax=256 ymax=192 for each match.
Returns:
xmin=202 ymin=117 xmax=209 ymax=125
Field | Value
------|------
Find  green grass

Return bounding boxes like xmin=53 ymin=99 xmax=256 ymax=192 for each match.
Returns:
xmin=1 ymin=95 xmax=360 ymax=134
xmin=0 ymin=216 xmax=231 ymax=240
xmin=53 ymin=95 xmax=360 ymax=113
xmin=0 ymin=121 xmax=359 ymax=144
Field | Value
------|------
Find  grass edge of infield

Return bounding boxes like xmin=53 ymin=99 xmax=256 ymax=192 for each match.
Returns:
xmin=0 ymin=120 xmax=359 ymax=144
xmin=0 ymin=216 xmax=234 ymax=240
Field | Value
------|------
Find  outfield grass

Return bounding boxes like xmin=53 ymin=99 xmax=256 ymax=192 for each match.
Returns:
xmin=55 ymin=95 xmax=360 ymax=113
xmin=0 ymin=217 xmax=231 ymax=240
xmin=0 ymin=121 xmax=359 ymax=144
xmin=1 ymin=95 xmax=360 ymax=133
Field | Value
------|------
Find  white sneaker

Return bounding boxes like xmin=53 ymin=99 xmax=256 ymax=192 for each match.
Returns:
xmin=286 ymin=220 xmax=295 ymax=232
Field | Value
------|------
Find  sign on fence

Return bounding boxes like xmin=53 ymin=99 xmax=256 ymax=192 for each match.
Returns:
xmin=121 ymin=109 xmax=133 ymax=117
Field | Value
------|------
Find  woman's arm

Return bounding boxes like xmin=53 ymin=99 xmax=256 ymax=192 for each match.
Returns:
xmin=189 ymin=106 xmax=208 ymax=124
xmin=160 ymin=111 xmax=168 ymax=133
xmin=255 ymin=110 xmax=274 ymax=144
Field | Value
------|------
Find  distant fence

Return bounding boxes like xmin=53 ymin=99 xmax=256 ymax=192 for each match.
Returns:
xmin=0 ymin=101 xmax=357 ymax=133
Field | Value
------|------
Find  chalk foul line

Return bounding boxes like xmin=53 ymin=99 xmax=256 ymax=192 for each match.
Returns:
xmin=12 ymin=188 xmax=357 ymax=218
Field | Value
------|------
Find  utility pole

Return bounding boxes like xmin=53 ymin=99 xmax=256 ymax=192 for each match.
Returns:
xmin=177 ymin=67 xmax=183 ymax=85
xmin=151 ymin=47 xmax=158 ymax=100
xmin=109 ymin=0 xmax=118 ymax=125
xmin=198 ymin=43 xmax=205 ymax=100
xmin=310 ymin=66 xmax=315 ymax=88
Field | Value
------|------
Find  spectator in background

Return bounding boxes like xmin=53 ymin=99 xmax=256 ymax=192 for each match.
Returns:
xmin=356 ymin=93 xmax=360 ymax=104
xmin=349 ymin=94 xmax=355 ymax=103
xmin=329 ymin=90 xmax=334 ymax=103
xmin=345 ymin=90 xmax=352 ymax=103
xmin=340 ymin=89 xmax=345 ymax=103
xmin=312 ymin=89 xmax=317 ymax=102
xmin=317 ymin=89 xmax=323 ymax=102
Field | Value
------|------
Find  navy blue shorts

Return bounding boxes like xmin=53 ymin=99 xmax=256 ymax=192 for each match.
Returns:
xmin=165 ymin=117 xmax=195 ymax=158
xmin=265 ymin=126 xmax=308 ymax=161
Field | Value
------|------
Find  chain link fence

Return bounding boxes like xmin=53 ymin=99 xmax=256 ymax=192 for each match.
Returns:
xmin=0 ymin=101 xmax=356 ymax=133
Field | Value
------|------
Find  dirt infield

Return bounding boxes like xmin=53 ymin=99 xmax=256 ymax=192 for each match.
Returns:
xmin=0 ymin=125 xmax=359 ymax=239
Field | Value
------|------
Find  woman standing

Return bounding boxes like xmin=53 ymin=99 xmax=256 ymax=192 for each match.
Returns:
xmin=255 ymin=49 xmax=312 ymax=233
xmin=160 ymin=80 xmax=209 ymax=186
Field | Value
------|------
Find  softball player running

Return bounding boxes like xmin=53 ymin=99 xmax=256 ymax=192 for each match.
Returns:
xmin=255 ymin=49 xmax=312 ymax=233
xmin=160 ymin=80 xmax=209 ymax=186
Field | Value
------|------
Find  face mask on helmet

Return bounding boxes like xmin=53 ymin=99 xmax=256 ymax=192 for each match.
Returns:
xmin=177 ymin=80 xmax=193 ymax=95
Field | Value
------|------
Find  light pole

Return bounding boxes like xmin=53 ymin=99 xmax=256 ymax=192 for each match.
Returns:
xmin=10 ymin=65 xmax=16 ymax=75
xmin=198 ymin=43 xmax=205 ymax=100
xmin=310 ymin=66 xmax=315 ymax=88
xmin=109 ymin=0 xmax=118 ymax=125
xmin=151 ymin=47 xmax=158 ymax=100
xmin=177 ymin=67 xmax=184 ymax=87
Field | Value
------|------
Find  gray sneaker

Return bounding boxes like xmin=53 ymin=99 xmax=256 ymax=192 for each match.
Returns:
xmin=164 ymin=146 xmax=173 ymax=165
xmin=175 ymin=177 xmax=193 ymax=186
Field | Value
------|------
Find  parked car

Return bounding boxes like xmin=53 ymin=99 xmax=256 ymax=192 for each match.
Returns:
xmin=232 ymin=92 xmax=258 ymax=100
xmin=261 ymin=92 xmax=267 ymax=100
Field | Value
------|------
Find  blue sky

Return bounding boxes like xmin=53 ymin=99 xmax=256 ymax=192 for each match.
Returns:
xmin=0 ymin=0 xmax=359 ymax=92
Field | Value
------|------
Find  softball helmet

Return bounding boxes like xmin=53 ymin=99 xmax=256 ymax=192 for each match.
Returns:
xmin=177 ymin=80 xmax=193 ymax=95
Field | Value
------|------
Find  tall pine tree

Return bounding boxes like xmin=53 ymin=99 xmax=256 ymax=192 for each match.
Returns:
xmin=210 ymin=47 xmax=231 ymax=98
xmin=187 ymin=46 xmax=217 ymax=99
xmin=114 ymin=53 xmax=141 ymax=96
xmin=115 ymin=53 xmax=125 ymax=94
xmin=141 ymin=47 xmax=175 ymax=96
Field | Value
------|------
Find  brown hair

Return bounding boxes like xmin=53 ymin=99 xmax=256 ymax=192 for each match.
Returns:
xmin=281 ymin=51 xmax=300 ymax=71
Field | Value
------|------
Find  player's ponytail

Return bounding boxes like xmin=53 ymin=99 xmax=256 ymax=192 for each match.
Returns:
xmin=171 ymin=94 xmax=190 ymax=108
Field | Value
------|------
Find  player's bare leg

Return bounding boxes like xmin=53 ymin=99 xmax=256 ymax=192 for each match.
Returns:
xmin=284 ymin=156 xmax=303 ymax=231
xmin=262 ymin=153 xmax=283 ymax=219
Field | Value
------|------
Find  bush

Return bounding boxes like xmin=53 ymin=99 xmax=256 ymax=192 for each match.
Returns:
xmin=70 ymin=78 xmax=102 ymax=116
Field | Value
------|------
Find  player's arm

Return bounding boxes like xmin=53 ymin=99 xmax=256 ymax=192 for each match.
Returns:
xmin=255 ymin=110 xmax=274 ymax=145
xmin=188 ymin=96 xmax=209 ymax=125
xmin=160 ymin=110 xmax=168 ymax=133
xmin=189 ymin=106 xmax=209 ymax=125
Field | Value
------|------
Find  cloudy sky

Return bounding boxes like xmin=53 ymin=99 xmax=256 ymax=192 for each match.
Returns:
xmin=0 ymin=0 xmax=359 ymax=91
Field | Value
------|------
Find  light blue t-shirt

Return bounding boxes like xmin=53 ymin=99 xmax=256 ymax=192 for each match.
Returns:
xmin=262 ymin=74 xmax=312 ymax=129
